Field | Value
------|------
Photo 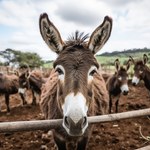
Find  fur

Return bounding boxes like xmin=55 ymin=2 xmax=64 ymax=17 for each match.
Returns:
xmin=106 ymin=66 xmax=129 ymax=113
xmin=39 ymin=12 xmax=112 ymax=150
xmin=133 ymin=59 xmax=150 ymax=90
xmin=18 ymin=69 xmax=46 ymax=105
xmin=0 ymin=73 xmax=22 ymax=112
xmin=40 ymin=70 xmax=109 ymax=149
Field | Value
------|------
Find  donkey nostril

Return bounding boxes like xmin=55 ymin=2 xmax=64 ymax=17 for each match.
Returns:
xmin=132 ymin=83 xmax=136 ymax=86
xmin=81 ymin=117 xmax=87 ymax=128
xmin=123 ymin=91 xmax=128 ymax=95
xmin=64 ymin=116 xmax=70 ymax=128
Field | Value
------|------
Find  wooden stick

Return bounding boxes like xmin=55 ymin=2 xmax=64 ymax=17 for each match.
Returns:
xmin=135 ymin=145 xmax=150 ymax=150
xmin=0 ymin=108 xmax=149 ymax=133
xmin=88 ymin=108 xmax=150 ymax=124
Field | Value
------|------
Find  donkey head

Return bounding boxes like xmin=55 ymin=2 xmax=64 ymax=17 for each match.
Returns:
xmin=39 ymin=13 xmax=112 ymax=136
xmin=18 ymin=69 xmax=30 ymax=94
xmin=130 ymin=54 xmax=149 ymax=86
xmin=114 ymin=58 xmax=131 ymax=95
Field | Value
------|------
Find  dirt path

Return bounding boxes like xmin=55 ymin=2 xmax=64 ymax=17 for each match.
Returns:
xmin=0 ymin=83 xmax=150 ymax=150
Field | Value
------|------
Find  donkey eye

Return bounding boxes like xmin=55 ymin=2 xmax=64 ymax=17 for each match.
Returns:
xmin=23 ymin=82 xmax=27 ymax=85
xmin=56 ymin=68 xmax=64 ymax=75
xmin=89 ymin=69 xmax=97 ymax=76
xmin=118 ymin=77 xmax=122 ymax=81
xmin=139 ymin=70 xmax=143 ymax=74
xmin=88 ymin=66 xmax=98 ymax=83
xmin=55 ymin=65 xmax=65 ymax=81
xmin=89 ymin=66 xmax=98 ymax=76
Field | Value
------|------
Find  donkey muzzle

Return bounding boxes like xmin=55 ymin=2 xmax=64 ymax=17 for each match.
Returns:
xmin=132 ymin=82 xmax=136 ymax=86
xmin=121 ymin=84 xmax=129 ymax=95
xmin=123 ymin=90 xmax=128 ymax=95
xmin=64 ymin=115 xmax=88 ymax=136
xmin=132 ymin=76 xmax=140 ymax=86
xmin=62 ymin=92 xmax=88 ymax=136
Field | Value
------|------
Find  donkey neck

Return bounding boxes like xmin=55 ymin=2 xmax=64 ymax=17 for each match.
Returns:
xmin=110 ymin=76 xmax=121 ymax=96
xmin=28 ymin=76 xmax=45 ymax=94
xmin=143 ymin=68 xmax=150 ymax=90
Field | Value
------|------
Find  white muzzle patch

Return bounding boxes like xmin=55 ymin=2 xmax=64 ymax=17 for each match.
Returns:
xmin=62 ymin=92 xmax=88 ymax=135
xmin=18 ymin=88 xmax=25 ymax=94
xmin=121 ymin=84 xmax=129 ymax=93
xmin=132 ymin=76 xmax=140 ymax=85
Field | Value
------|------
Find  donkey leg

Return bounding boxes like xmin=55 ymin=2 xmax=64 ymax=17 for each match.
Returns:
xmin=0 ymin=102 xmax=1 ymax=112
xmin=109 ymin=95 xmax=112 ymax=114
xmin=115 ymin=99 xmax=119 ymax=113
xmin=5 ymin=94 xmax=10 ymax=112
xmin=77 ymin=137 xmax=88 ymax=150
xmin=31 ymin=90 xmax=36 ymax=105
xmin=19 ymin=93 xmax=27 ymax=105
xmin=53 ymin=135 xmax=66 ymax=150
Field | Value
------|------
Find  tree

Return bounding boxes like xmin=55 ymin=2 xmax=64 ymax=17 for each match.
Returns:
xmin=0 ymin=49 xmax=15 ymax=65
xmin=0 ymin=49 xmax=44 ymax=68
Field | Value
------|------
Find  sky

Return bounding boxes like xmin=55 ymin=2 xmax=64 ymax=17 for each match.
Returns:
xmin=0 ymin=0 xmax=150 ymax=61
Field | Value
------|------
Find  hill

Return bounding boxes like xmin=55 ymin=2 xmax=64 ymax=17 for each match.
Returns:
xmin=43 ymin=48 xmax=150 ymax=68
xmin=99 ymin=48 xmax=150 ymax=57
xmin=96 ymin=48 xmax=150 ymax=66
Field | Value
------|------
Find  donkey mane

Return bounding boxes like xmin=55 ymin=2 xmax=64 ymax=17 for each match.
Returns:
xmin=66 ymin=31 xmax=89 ymax=47
xmin=135 ymin=60 xmax=144 ymax=66
xmin=119 ymin=66 xmax=126 ymax=71
xmin=40 ymin=73 xmax=61 ymax=119
xmin=115 ymin=66 xmax=126 ymax=74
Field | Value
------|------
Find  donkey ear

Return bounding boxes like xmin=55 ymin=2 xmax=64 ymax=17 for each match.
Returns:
xmin=129 ymin=56 xmax=135 ymax=65
xmin=88 ymin=16 xmax=112 ymax=54
xmin=126 ymin=58 xmax=132 ymax=71
xmin=14 ymin=70 xmax=20 ymax=76
xmin=25 ymin=70 xmax=30 ymax=79
xmin=114 ymin=59 xmax=120 ymax=71
xmin=39 ymin=13 xmax=64 ymax=53
xmin=143 ymin=54 xmax=148 ymax=65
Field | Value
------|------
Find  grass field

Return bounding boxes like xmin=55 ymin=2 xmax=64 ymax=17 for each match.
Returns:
xmin=96 ymin=52 xmax=150 ymax=65
xmin=43 ymin=52 xmax=150 ymax=74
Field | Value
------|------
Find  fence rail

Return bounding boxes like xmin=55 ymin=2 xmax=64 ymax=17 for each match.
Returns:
xmin=0 ymin=108 xmax=150 ymax=133
xmin=136 ymin=145 xmax=150 ymax=150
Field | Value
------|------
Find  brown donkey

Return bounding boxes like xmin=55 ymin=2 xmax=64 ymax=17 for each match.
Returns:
xmin=106 ymin=58 xmax=131 ymax=113
xmin=0 ymin=73 xmax=25 ymax=112
xmin=131 ymin=54 xmax=150 ymax=91
xmin=39 ymin=13 xmax=112 ymax=150
xmin=18 ymin=69 xmax=46 ymax=105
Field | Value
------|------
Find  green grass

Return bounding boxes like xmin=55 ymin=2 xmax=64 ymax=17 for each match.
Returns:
xmin=42 ymin=52 xmax=150 ymax=71
xmin=43 ymin=62 xmax=53 ymax=68
xmin=96 ymin=51 xmax=150 ymax=65
xmin=96 ymin=56 xmax=127 ymax=65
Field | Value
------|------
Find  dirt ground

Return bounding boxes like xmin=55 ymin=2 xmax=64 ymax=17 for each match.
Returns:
xmin=0 ymin=82 xmax=150 ymax=150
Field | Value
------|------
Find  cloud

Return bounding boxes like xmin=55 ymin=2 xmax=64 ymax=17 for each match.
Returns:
xmin=55 ymin=1 xmax=100 ymax=26
xmin=55 ymin=0 xmax=114 ymax=27
xmin=100 ymin=0 xmax=138 ymax=7
xmin=0 ymin=0 xmax=150 ymax=61
xmin=0 ymin=0 xmax=36 ymax=27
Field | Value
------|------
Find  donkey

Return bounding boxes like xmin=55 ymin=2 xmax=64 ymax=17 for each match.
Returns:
xmin=0 ymin=73 xmax=25 ymax=112
xmin=106 ymin=58 xmax=131 ymax=113
xmin=39 ymin=13 xmax=112 ymax=150
xmin=130 ymin=54 xmax=150 ymax=91
xmin=18 ymin=69 xmax=46 ymax=105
